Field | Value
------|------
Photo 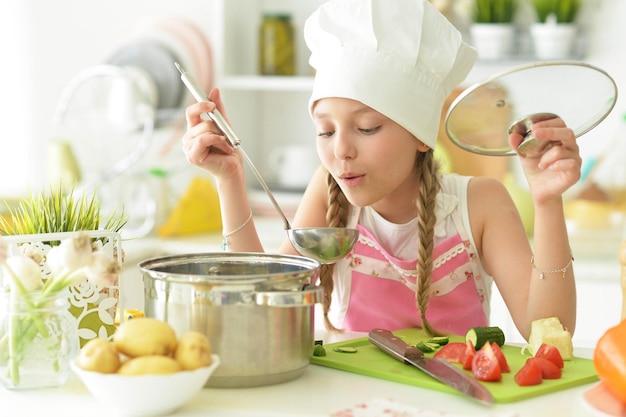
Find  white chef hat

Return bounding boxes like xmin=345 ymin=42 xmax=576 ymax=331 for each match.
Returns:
xmin=304 ymin=0 xmax=477 ymax=149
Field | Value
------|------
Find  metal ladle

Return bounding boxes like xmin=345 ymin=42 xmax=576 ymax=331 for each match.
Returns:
xmin=175 ymin=63 xmax=358 ymax=264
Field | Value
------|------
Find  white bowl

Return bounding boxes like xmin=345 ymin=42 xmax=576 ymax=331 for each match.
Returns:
xmin=72 ymin=355 xmax=220 ymax=417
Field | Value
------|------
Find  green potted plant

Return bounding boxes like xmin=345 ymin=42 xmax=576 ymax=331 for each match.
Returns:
xmin=470 ymin=0 xmax=518 ymax=60
xmin=532 ymin=0 xmax=581 ymax=23
xmin=0 ymin=185 xmax=127 ymax=347
xmin=0 ymin=185 xmax=126 ymax=239
xmin=530 ymin=0 xmax=583 ymax=59
xmin=473 ymin=0 xmax=517 ymax=23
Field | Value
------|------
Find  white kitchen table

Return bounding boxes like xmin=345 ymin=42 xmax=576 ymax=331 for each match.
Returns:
xmin=0 ymin=367 xmax=598 ymax=417
xmin=0 ymin=331 xmax=599 ymax=417
xmin=7 ymin=214 xmax=606 ymax=417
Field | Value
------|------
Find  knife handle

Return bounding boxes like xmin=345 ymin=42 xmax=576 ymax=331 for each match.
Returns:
xmin=368 ymin=329 xmax=423 ymax=363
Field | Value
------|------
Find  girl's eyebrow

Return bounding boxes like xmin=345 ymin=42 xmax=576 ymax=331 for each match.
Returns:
xmin=313 ymin=106 xmax=377 ymax=120
xmin=312 ymin=111 xmax=329 ymax=120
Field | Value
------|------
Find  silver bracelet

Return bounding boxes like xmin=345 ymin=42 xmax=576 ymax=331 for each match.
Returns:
xmin=531 ymin=253 xmax=574 ymax=279
xmin=222 ymin=210 xmax=253 ymax=250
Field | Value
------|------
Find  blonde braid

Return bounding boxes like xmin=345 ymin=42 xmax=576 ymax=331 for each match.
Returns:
xmin=319 ymin=170 xmax=349 ymax=331
xmin=317 ymin=154 xmax=440 ymax=334
xmin=415 ymin=150 xmax=442 ymax=336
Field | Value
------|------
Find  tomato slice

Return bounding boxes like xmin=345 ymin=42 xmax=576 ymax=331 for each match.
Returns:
xmin=433 ymin=342 xmax=466 ymax=364
xmin=472 ymin=342 xmax=502 ymax=382
xmin=462 ymin=341 xmax=476 ymax=370
xmin=535 ymin=343 xmax=564 ymax=369
xmin=491 ymin=342 xmax=510 ymax=373
xmin=529 ymin=357 xmax=562 ymax=379
xmin=515 ymin=358 xmax=543 ymax=386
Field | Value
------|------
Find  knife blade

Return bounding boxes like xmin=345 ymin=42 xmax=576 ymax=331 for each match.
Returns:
xmin=368 ymin=328 xmax=494 ymax=405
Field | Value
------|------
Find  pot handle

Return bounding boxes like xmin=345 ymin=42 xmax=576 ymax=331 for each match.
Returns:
xmin=254 ymin=285 xmax=323 ymax=307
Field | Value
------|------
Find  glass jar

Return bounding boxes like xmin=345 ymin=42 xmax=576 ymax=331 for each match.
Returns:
xmin=0 ymin=289 xmax=79 ymax=390
xmin=259 ymin=13 xmax=295 ymax=76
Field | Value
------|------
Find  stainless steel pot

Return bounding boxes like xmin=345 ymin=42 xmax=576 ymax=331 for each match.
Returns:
xmin=138 ymin=252 xmax=322 ymax=388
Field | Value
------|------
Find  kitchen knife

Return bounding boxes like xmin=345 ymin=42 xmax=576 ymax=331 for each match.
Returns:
xmin=368 ymin=328 xmax=494 ymax=405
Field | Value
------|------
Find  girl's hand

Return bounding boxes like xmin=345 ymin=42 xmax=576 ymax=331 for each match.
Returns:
xmin=182 ymin=88 xmax=243 ymax=179
xmin=509 ymin=116 xmax=582 ymax=205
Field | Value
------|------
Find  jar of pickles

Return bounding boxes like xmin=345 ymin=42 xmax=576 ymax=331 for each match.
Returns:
xmin=259 ymin=13 xmax=295 ymax=76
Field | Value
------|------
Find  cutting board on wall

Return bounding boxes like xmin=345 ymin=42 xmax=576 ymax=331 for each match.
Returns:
xmin=310 ymin=328 xmax=598 ymax=403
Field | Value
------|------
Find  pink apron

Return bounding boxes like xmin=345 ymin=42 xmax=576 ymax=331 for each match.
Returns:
xmin=335 ymin=184 xmax=490 ymax=336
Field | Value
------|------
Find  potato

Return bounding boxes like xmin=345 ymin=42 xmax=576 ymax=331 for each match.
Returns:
xmin=117 ymin=355 xmax=182 ymax=375
xmin=114 ymin=317 xmax=177 ymax=358
xmin=174 ymin=331 xmax=213 ymax=370
xmin=76 ymin=338 xmax=121 ymax=374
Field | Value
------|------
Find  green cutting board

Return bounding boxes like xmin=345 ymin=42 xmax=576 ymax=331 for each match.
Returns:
xmin=310 ymin=328 xmax=598 ymax=403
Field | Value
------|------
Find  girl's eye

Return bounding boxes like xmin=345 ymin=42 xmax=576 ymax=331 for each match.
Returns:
xmin=317 ymin=130 xmax=334 ymax=137
xmin=360 ymin=126 xmax=381 ymax=134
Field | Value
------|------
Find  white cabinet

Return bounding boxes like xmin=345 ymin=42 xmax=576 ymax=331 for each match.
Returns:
xmin=212 ymin=0 xmax=325 ymax=189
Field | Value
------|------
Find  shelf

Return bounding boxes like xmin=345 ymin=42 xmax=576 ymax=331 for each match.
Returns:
xmin=220 ymin=75 xmax=314 ymax=92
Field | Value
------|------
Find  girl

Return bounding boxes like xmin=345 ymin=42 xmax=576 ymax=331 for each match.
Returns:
xmin=182 ymin=0 xmax=580 ymax=339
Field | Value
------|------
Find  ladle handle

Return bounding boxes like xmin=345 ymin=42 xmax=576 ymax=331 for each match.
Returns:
xmin=175 ymin=62 xmax=292 ymax=231
xmin=237 ymin=145 xmax=291 ymax=230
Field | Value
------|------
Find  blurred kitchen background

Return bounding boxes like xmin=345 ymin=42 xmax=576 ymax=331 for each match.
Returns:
xmin=1 ymin=0 xmax=625 ymax=202
xmin=0 ymin=0 xmax=625 ymax=347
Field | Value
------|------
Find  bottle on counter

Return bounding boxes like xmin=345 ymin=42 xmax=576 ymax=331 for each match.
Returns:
xmin=259 ymin=13 xmax=295 ymax=76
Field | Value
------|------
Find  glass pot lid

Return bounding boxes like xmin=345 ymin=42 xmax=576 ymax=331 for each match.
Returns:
xmin=445 ymin=61 xmax=618 ymax=157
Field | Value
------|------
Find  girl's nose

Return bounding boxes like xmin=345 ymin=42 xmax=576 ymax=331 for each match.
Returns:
xmin=333 ymin=131 xmax=356 ymax=160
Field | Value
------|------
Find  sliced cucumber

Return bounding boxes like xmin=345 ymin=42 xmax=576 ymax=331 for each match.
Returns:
xmin=333 ymin=346 xmax=358 ymax=353
xmin=465 ymin=326 xmax=505 ymax=349
xmin=416 ymin=341 xmax=439 ymax=353
xmin=427 ymin=336 xmax=449 ymax=346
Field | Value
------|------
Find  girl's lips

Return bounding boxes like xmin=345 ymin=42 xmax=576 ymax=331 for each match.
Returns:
xmin=339 ymin=173 xmax=364 ymax=187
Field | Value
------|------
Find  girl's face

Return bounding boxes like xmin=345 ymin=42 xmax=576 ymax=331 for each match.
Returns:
xmin=312 ymin=97 xmax=427 ymax=221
